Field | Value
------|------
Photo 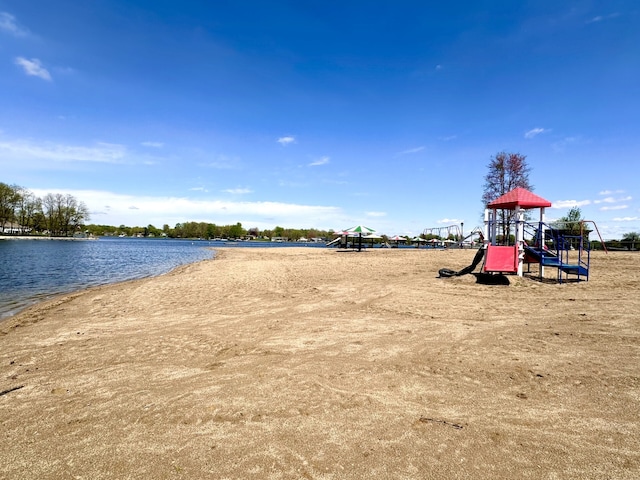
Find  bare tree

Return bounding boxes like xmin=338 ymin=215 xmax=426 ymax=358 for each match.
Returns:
xmin=482 ymin=152 xmax=532 ymax=241
xmin=15 ymin=187 xmax=40 ymax=234
xmin=41 ymin=193 xmax=89 ymax=236
xmin=42 ymin=193 xmax=63 ymax=236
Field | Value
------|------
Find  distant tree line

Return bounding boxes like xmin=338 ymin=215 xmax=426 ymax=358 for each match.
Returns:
xmin=0 ymin=182 xmax=90 ymax=237
xmin=85 ymin=221 xmax=334 ymax=242
xmin=4 ymin=179 xmax=638 ymax=248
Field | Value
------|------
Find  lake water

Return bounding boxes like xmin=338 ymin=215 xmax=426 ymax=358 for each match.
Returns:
xmin=0 ymin=237 xmax=325 ymax=320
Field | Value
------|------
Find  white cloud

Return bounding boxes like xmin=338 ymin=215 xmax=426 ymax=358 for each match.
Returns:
xmin=277 ymin=136 xmax=295 ymax=146
xmin=0 ymin=139 xmax=127 ymax=163
xmin=0 ymin=12 xmax=28 ymax=37
xmin=437 ymin=218 xmax=463 ymax=225
xmin=15 ymin=57 xmax=52 ymax=81
xmin=612 ymin=216 xmax=639 ymax=222
xmin=439 ymin=135 xmax=457 ymax=142
xmin=222 ymin=188 xmax=252 ymax=194
xmin=551 ymin=199 xmax=591 ymax=209
xmin=29 ymin=189 xmax=344 ymax=229
xmin=308 ymin=156 xmax=330 ymax=166
xmin=189 ymin=187 xmax=209 ymax=192
xmin=141 ymin=141 xmax=164 ymax=148
xmin=524 ymin=127 xmax=549 ymax=139
xmin=599 ymin=189 xmax=624 ymax=196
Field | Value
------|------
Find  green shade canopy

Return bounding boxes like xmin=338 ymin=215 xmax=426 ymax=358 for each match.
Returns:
xmin=345 ymin=225 xmax=376 ymax=234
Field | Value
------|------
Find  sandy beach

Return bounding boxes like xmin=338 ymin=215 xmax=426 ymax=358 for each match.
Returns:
xmin=1 ymin=247 xmax=639 ymax=479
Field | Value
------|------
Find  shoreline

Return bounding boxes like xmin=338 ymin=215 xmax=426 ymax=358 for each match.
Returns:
xmin=1 ymin=248 xmax=638 ymax=478
xmin=0 ymin=250 xmax=216 ymax=325
xmin=0 ymin=238 xmax=216 ymax=322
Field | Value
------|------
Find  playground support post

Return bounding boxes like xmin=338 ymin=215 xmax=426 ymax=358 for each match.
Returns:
xmin=515 ymin=205 xmax=525 ymax=276
xmin=539 ymin=207 xmax=547 ymax=279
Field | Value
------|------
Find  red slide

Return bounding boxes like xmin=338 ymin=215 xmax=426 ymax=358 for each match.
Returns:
xmin=483 ymin=245 xmax=518 ymax=273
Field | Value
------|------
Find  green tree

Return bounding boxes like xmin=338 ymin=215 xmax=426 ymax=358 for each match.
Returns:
xmin=146 ymin=224 xmax=161 ymax=237
xmin=0 ymin=182 xmax=21 ymax=232
xmin=206 ymin=223 xmax=219 ymax=239
xmin=551 ymin=207 xmax=591 ymax=248
xmin=228 ymin=222 xmax=244 ymax=239
xmin=554 ymin=207 xmax=583 ymax=235
xmin=622 ymin=232 xmax=639 ymax=251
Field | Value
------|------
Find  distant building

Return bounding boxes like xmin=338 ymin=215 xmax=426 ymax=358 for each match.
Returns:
xmin=1 ymin=222 xmax=30 ymax=234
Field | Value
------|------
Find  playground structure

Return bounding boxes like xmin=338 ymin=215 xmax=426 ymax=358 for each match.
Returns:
xmin=422 ymin=224 xmax=462 ymax=242
xmin=440 ymin=187 xmax=604 ymax=283
xmin=483 ymin=187 xmax=599 ymax=282
xmin=422 ymin=224 xmax=484 ymax=248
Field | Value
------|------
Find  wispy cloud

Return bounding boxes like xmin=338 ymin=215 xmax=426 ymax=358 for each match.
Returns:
xmin=0 ymin=12 xmax=28 ymax=37
xmin=222 ymin=188 xmax=252 ymax=194
xmin=599 ymin=189 xmax=625 ymax=196
xmin=439 ymin=135 xmax=457 ymax=142
xmin=15 ymin=57 xmax=52 ymax=81
xmin=612 ymin=216 xmax=639 ymax=222
xmin=365 ymin=211 xmax=386 ymax=218
xmin=278 ymin=180 xmax=308 ymax=188
xmin=0 ymin=139 xmax=127 ymax=163
xmin=189 ymin=187 xmax=209 ymax=193
xmin=308 ymin=156 xmax=330 ymax=167
xmin=551 ymin=199 xmax=592 ymax=209
xmin=397 ymin=146 xmax=425 ymax=155
xmin=586 ymin=13 xmax=620 ymax=24
xmin=594 ymin=195 xmax=632 ymax=204
xmin=600 ymin=205 xmax=628 ymax=211
xmin=551 ymin=136 xmax=579 ymax=152
xmin=524 ymin=127 xmax=549 ymax=139
xmin=277 ymin=136 xmax=295 ymax=146
xmin=141 ymin=141 xmax=164 ymax=148
xmin=199 ymin=154 xmax=239 ymax=169
xmin=437 ymin=218 xmax=463 ymax=224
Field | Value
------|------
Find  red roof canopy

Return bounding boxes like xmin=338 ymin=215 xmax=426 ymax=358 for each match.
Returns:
xmin=488 ymin=187 xmax=552 ymax=209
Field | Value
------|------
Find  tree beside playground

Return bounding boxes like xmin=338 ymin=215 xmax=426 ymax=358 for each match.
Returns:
xmin=482 ymin=152 xmax=532 ymax=240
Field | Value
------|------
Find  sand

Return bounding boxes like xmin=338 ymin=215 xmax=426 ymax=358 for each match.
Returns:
xmin=1 ymin=247 xmax=639 ymax=479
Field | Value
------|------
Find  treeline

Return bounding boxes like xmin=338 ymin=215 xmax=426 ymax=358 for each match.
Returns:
xmin=0 ymin=182 xmax=90 ymax=237
xmin=592 ymin=235 xmax=640 ymax=251
xmin=86 ymin=221 xmax=334 ymax=241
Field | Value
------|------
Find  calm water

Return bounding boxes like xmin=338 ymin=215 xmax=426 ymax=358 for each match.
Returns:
xmin=0 ymin=237 xmax=211 ymax=320
xmin=0 ymin=237 xmax=326 ymax=320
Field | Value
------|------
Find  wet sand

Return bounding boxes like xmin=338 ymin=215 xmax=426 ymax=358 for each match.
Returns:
xmin=1 ymin=247 xmax=639 ymax=479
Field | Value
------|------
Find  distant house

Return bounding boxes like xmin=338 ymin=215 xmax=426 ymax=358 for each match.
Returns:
xmin=1 ymin=222 xmax=29 ymax=234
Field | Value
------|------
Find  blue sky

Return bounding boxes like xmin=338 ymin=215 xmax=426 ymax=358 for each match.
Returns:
xmin=0 ymin=1 xmax=638 ymax=239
